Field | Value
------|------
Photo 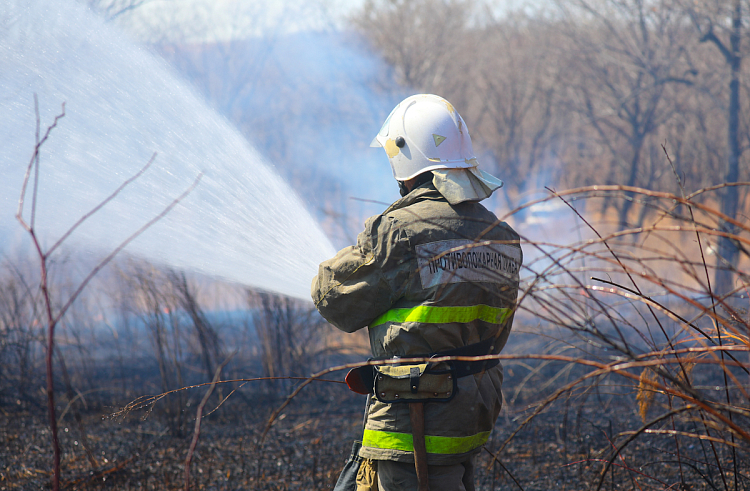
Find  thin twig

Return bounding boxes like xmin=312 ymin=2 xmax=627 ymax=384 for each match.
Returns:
xmin=483 ymin=446 xmax=524 ymax=491
xmin=47 ymin=152 xmax=158 ymax=256
xmin=184 ymin=356 xmax=232 ymax=491
xmin=16 ymin=98 xmax=66 ymax=231
xmin=595 ymin=406 xmax=696 ymax=491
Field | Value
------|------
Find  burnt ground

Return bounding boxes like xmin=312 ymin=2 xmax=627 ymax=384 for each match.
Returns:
xmin=2 ymin=364 xmax=748 ymax=491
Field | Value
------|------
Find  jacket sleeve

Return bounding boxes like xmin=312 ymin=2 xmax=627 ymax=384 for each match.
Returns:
xmin=311 ymin=214 xmax=412 ymax=333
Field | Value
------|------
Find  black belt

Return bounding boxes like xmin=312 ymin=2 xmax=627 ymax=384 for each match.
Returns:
xmin=438 ymin=337 xmax=500 ymax=377
xmin=345 ymin=337 xmax=500 ymax=395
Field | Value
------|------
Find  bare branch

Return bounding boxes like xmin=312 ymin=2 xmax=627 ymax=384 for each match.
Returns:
xmin=700 ymin=29 xmax=732 ymax=63
xmin=47 ymin=152 xmax=158 ymax=256
xmin=16 ymin=96 xmax=65 ymax=231
xmin=53 ymin=171 xmax=204 ymax=324
xmin=184 ymin=355 xmax=232 ymax=491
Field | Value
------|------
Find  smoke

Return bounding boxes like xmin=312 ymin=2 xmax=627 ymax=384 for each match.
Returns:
xmin=154 ymin=29 xmax=407 ymax=247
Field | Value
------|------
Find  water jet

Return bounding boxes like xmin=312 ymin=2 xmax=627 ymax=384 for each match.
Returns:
xmin=0 ymin=0 xmax=336 ymax=300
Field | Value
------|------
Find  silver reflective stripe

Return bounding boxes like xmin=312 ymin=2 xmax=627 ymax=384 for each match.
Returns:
xmin=416 ymin=240 xmax=520 ymax=288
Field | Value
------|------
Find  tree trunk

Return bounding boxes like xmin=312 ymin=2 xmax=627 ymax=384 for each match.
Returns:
xmin=715 ymin=0 xmax=742 ymax=296
xmin=618 ymin=134 xmax=645 ymax=228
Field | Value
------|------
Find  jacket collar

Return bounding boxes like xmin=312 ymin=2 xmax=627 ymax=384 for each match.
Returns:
xmin=383 ymin=182 xmax=444 ymax=215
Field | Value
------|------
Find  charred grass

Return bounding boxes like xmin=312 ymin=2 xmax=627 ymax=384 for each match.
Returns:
xmin=1 ymin=321 xmax=748 ymax=490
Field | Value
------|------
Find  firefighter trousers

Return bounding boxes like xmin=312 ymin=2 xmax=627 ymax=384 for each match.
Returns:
xmin=356 ymin=457 xmax=475 ymax=491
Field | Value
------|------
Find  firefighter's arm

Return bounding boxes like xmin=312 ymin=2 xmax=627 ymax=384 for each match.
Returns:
xmin=311 ymin=214 xmax=411 ymax=333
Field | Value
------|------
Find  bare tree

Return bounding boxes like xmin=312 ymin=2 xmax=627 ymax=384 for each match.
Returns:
xmin=354 ymin=0 xmax=473 ymax=91
xmin=168 ymin=270 xmax=225 ymax=382
xmin=120 ymin=262 xmax=188 ymax=435
xmin=466 ymin=13 xmax=567 ymax=209
xmin=555 ymin=0 xmax=698 ymax=227
xmin=682 ymin=0 xmax=748 ymax=294
xmin=0 ymin=258 xmax=44 ymax=406
xmin=248 ymin=290 xmax=330 ymax=393
xmin=15 ymin=96 xmax=202 ymax=489
xmin=351 ymin=0 xmax=750 ymax=239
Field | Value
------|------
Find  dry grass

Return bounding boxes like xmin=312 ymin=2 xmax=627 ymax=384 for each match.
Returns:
xmin=3 ymin=146 xmax=749 ymax=490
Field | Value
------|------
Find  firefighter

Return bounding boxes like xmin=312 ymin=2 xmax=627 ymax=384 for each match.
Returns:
xmin=312 ymin=94 xmax=522 ymax=491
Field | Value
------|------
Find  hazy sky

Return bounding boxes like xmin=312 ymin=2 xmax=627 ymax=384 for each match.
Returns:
xmin=117 ymin=0 xmax=362 ymax=42
xmin=116 ymin=0 xmax=536 ymax=42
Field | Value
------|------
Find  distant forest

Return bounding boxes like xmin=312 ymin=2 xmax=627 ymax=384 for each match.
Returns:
xmin=97 ymin=0 xmax=748 ymax=290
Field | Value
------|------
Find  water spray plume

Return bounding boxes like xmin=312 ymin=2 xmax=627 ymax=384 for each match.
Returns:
xmin=0 ymin=0 xmax=336 ymax=300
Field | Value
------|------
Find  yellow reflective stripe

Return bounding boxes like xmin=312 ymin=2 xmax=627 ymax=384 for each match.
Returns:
xmin=371 ymin=304 xmax=511 ymax=328
xmin=362 ymin=429 xmax=490 ymax=454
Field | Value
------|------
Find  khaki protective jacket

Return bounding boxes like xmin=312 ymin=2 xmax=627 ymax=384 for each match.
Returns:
xmin=312 ymin=182 xmax=521 ymax=465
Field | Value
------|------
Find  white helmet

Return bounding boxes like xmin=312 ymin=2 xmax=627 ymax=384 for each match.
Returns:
xmin=371 ymin=94 xmax=478 ymax=181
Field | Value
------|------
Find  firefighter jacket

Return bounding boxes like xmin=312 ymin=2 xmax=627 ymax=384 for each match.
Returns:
xmin=311 ymin=182 xmax=522 ymax=465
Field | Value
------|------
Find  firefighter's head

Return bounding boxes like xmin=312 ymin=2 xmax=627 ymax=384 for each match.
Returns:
xmin=372 ymin=94 xmax=503 ymax=201
xmin=370 ymin=94 xmax=477 ymax=183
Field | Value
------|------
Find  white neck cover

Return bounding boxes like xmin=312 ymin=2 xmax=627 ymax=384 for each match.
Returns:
xmin=431 ymin=167 xmax=504 ymax=205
